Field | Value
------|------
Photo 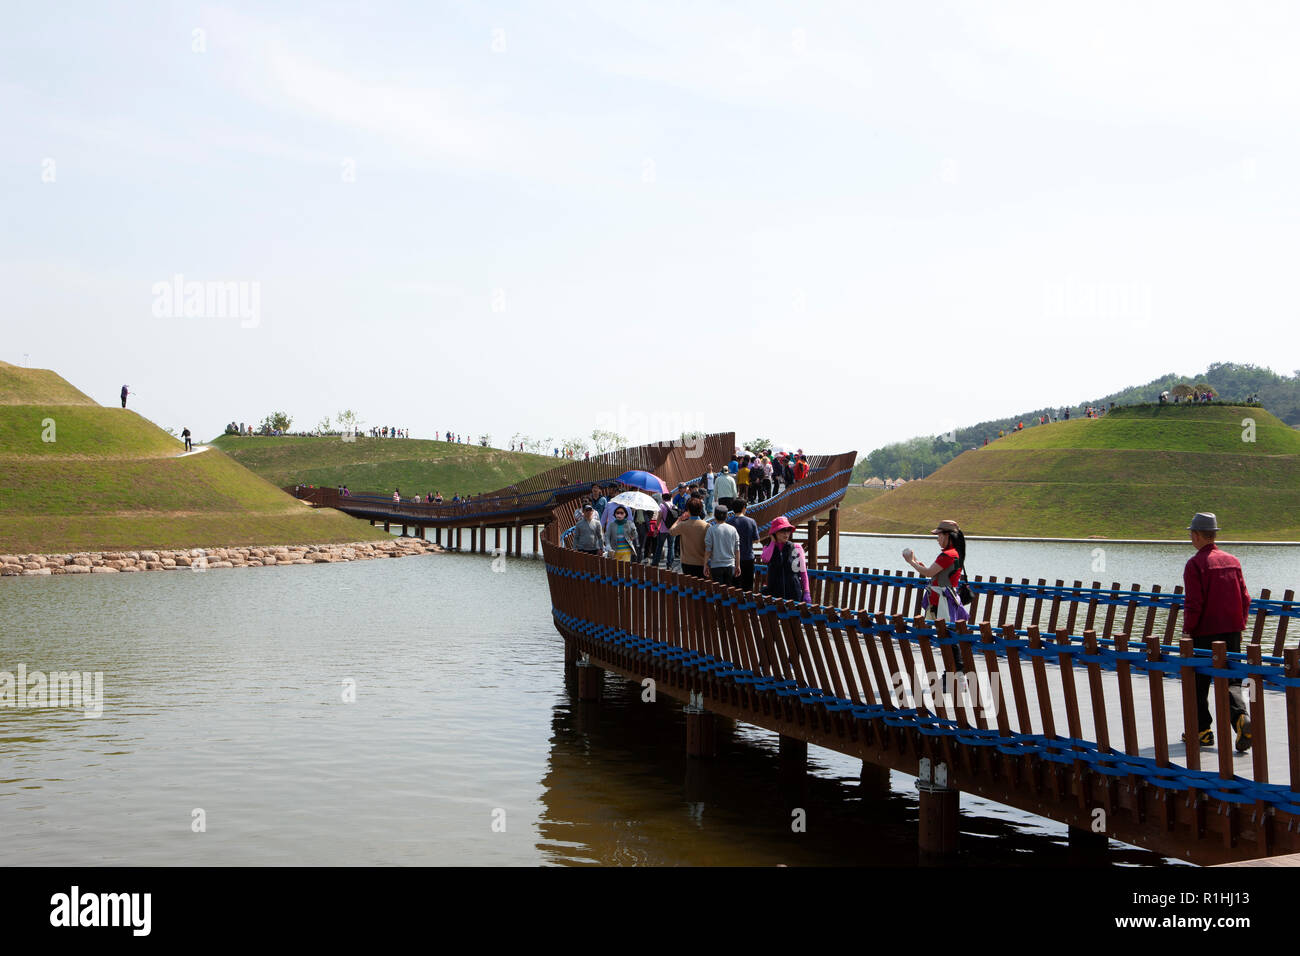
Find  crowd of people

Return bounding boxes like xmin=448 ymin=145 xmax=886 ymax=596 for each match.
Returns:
xmin=566 ymin=451 xmax=817 ymax=601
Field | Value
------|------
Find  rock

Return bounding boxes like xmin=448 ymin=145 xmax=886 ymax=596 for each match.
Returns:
xmin=63 ymin=564 xmax=90 ymax=574
xmin=23 ymin=568 xmax=52 ymax=575
xmin=73 ymin=555 xmax=93 ymax=567
xmin=0 ymin=565 xmax=20 ymax=576
xmin=91 ymin=566 xmax=119 ymax=573
xmin=118 ymin=565 xmax=139 ymax=572
xmin=145 ymin=561 xmax=164 ymax=570
xmin=293 ymin=558 xmax=314 ymax=565
xmin=141 ymin=551 xmax=159 ymax=562
xmin=160 ymin=558 xmax=176 ymax=568
xmin=174 ymin=556 xmax=192 ymax=567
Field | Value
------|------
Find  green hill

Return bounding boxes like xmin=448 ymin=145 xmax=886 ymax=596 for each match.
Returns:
xmin=212 ymin=434 xmax=557 ymax=497
xmin=0 ymin=365 xmax=387 ymax=554
xmin=841 ymin=405 xmax=1300 ymax=540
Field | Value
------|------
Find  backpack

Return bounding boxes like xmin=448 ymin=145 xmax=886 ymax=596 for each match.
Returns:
xmin=662 ymin=504 xmax=679 ymax=527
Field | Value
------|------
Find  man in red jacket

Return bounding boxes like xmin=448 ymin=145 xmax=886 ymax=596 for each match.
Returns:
xmin=1182 ymin=512 xmax=1252 ymax=751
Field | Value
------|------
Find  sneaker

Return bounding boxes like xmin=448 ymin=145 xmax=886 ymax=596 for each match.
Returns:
xmin=1234 ymin=714 xmax=1252 ymax=753
xmin=1181 ymin=729 xmax=1214 ymax=747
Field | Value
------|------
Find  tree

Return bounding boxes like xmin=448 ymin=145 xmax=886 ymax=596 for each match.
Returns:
xmin=260 ymin=412 xmax=292 ymax=433
xmin=316 ymin=416 xmax=331 ymax=434
xmin=564 ymin=436 xmax=590 ymax=457
xmin=745 ymin=438 xmax=773 ymax=456
xmin=336 ymin=409 xmax=361 ymax=433
xmin=591 ymin=429 xmax=627 ymax=454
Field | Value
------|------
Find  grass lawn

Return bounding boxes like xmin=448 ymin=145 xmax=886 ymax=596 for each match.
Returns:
xmin=212 ymin=434 xmax=557 ymax=497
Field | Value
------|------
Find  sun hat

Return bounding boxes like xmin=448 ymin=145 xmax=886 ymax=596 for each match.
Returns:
xmin=582 ymin=503 xmax=594 ymax=511
xmin=768 ymin=515 xmax=796 ymax=535
xmin=1188 ymin=512 xmax=1219 ymax=532
xmin=930 ymin=519 xmax=961 ymax=534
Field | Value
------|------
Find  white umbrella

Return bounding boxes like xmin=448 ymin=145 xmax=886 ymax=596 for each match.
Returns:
xmin=609 ymin=490 xmax=658 ymax=512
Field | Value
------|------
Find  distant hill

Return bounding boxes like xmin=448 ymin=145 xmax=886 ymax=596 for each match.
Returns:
xmin=841 ymin=404 xmax=1300 ymax=540
xmin=211 ymin=435 xmax=558 ymax=498
xmin=853 ymin=362 xmax=1300 ymax=482
xmin=0 ymin=363 xmax=387 ymax=554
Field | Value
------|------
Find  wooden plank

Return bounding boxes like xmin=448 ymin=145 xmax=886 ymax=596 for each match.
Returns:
xmin=1028 ymin=626 xmax=1057 ymax=739
xmin=1114 ymin=633 xmax=1140 ymax=756
xmin=1142 ymin=584 xmax=1162 ymax=638
xmin=1082 ymin=630 xmax=1111 ymax=752
xmin=1047 ymin=580 xmax=1065 ymax=634
xmin=1179 ymin=637 xmax=1201 ymax=772
xmin=980 ymin=623 xmax=1010 ymax=737
xmin=1102 ymin=581 xmax=1121 ymax=639
xmin=1064 ymin=580 xmax=1083 ymax=636
xmin=1013 ymin=579 xmax=1030 ymax=631
xmin=1287 ymin=649 xmax=1300 ymax=794
xmin=1272 ymin=590 xmax=1295 ymax=657
xmin=1245 ymin=644 xmax=1268 ymax=785
xmin=1002 ymin=625 xmax=1034 ymax=736
xmin=1083 ymin=580 xmax=1102 ymax=633
xmin=858 ymin=611 xmax=894 ymax=710
xmin=1146 ymin=636 xmax=1170 ymax=768
xmin=1250 ymin=588 xmax=1271 ymax=646
xmin=1163 ymin=586 xmax=1184 ymax=645
xmin=840 ymin=609 xmax=873 ymax=705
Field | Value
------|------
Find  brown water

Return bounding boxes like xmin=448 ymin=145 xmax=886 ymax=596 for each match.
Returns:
xmin=0 ymin=548 xmax=1206 ymax=866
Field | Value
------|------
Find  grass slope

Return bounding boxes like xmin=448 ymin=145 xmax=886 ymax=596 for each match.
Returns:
xmin=212 ymin=435 xmax=557 ymax=496
xmin=0 ymin=379 xmax=387 ymax=554
xmin=0 ymin=361 xmax=96 ymax=405
xmin=840 ymin=405 xmax=1300 ymax=539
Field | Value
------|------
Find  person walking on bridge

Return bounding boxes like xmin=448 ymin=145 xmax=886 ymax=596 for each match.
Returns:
xmin=713 ymin=467 xmax=738 ymax=512
xmin=604 ymin=505 xmax=640 ymax=563
xmin=570 ymin=504 xmax=604 ymax=555
xmin=1182 ymin=512 xmax=1252 ymax=751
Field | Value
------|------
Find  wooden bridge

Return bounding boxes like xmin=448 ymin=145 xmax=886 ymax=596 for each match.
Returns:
xmin=290 ymin=432 xmax=738 ymax=555
xmin=542 ymin=505 xmax=1300 ymax=865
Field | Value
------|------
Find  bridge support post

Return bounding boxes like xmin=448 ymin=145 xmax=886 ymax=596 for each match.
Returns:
xmin=495 ymin=527 xmax=501 ymax=550
xmin=576 ymin=655 xmax=603 ymax=701
xmin=416 ymin=526 xmax=425 ymax=540
xmin=685 ymin=691 xmax=716 ymax=758
xmin=435 ymin=528 xmax=441 ymax=545
xmin=859 ymin=760 xmax=891 ymax=800
xmin=827 ymin=506 xmax=840 ymax=570
xmin=533 ymin=524 xmax=539 ymax=556
xmin=383 ymin=521 xmax=390 ymax=533
xmin=401 ymin=524 xmax=407 ymax=537
xmin=806 ymin=517 xmax=819 ymax=569
xmin=916 ymin=758 xmax=960 ymax=858
xmin=563 ymin=640 xmax=578 ymax=689
xmin=779 ymin=734 xmax=806 ymax=775
xmin=456 ymin=528 xmax=462 ymax=550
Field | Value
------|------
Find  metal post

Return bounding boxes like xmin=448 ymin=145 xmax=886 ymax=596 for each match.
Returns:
xmin=916 ymin=757 xmax=960 ymax=857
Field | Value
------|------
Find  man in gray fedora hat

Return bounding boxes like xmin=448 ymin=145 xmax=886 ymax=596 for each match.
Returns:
xmin=1182 ymin=512 xmax=1252 ymax=751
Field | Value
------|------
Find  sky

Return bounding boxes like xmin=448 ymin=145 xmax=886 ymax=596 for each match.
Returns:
xmin=3 ymin=1 xmax=1298 ymax=456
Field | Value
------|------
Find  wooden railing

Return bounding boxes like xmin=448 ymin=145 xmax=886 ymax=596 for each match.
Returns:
xmin=544 ymin=543 xmax=1300 ymax=862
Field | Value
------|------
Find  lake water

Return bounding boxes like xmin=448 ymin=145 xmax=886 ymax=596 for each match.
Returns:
xmin=1 ymin=536 xmax=1295 ymax=866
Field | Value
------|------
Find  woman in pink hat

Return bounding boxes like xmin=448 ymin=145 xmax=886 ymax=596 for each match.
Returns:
xmin=761 ymin=516 xmax=811 ymax=604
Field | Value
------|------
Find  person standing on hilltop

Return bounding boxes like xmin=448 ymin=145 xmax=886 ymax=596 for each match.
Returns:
xmin=120 ymin=385 xmax=129 ymax=408
xmin=1181 ymin=512 xmax=1252 ymax=751
xmin=181 ymin=427 xmax=192 ymax=452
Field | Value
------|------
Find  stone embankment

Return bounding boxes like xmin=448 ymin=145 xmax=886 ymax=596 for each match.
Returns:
xmin=0 ymin=538 xmax=442 ymax=576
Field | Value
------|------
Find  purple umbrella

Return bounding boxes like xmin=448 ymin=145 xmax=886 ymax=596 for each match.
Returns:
xmin=615 ymin=470 xmax=669 ymax=494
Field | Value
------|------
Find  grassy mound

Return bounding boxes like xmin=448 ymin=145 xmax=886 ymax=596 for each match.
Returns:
xmin=0 ymin=372 xmax=388 ymax=554
xmin=0 ymin=361 xmax=96 ymax=405
xmin=212 ymin=435 xmax=557 ymax=497
xmin=841 ymin=405 xmax=1300 ymax=539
